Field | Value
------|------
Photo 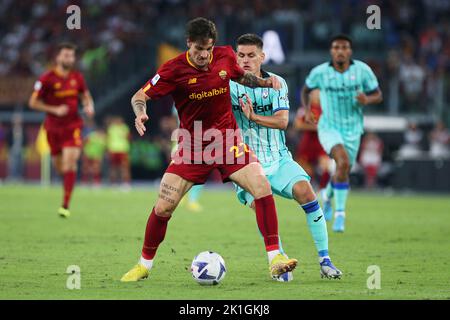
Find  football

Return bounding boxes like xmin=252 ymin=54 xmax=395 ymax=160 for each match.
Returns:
xmin=190 ymin=251 xmax=227 ymax=285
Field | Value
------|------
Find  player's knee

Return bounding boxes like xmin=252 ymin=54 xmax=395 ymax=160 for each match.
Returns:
xmin=251 ymin=175 xmax=272 ymax=199
xmin=154 ymin=201 xmax=175 ymax=217
xmin=293 ymin=181 xmax=316 ymax=204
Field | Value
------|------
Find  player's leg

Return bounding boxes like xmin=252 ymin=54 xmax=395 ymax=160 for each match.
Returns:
xmin=52 ymin=155 xmax=63 ymax=175
xmin=187 ymin=184 xmax=204 ymax=212
xmin=58 ymin=146 xmax=81 ymax=217
xmin=289 ymin=180 xmax=342 ymax=278
xmin=121 ymin=172 xmax=194 ymax=282
xmin=330 ymin=144 xmax=351 ymax=232
xmin=228 ymin=162 xmax=297 ymax=277
xmin=318 ymin=155 xmax=333 ymax=221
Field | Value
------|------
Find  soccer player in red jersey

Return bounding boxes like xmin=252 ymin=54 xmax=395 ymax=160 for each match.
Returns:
xmin=121 ymin=18 xmax=298 ymax=282
xmin=29 ymin=43 xmax=95 ymax=218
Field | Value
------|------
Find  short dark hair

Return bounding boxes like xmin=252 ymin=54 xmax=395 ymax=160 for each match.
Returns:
xmin=56 ymin=42 xmax=77 ymax=54
xmin=186 ymin=17 xmax=218 ymax=43
xmin=330 ymin=34 xmax=352 ymax=48
xmin=236 ymin=33 xmax=263 ymax=49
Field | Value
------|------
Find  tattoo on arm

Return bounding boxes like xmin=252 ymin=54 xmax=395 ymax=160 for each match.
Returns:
xmin=132 ymin=98 xmax=147 ymax=116
xmin=238 ymin=72 xmax=266 ymax=88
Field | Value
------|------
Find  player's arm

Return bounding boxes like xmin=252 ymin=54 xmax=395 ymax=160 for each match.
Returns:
xmin=301 ymin=85 xmax=317 ymax=124
xmin=356 ymin=88 xmax=383 ymax=105
xmin=239 ymin=93 xmax=288 ymax=129
xmin=294 ymin=113 xmax=317 ymax=131
xmin=80 ymin=90 xmax=95 ymax=118
xmin=235 ymin=71 xmax=282 ymax=90
xmin=28 ymin=92 xmax=68 ymax=117
xmin=131 ymin=88 xmax=150 ymax=136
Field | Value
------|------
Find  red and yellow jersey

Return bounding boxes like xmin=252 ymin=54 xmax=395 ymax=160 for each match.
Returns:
xmin=32 ymin=69 xmax=87 ymax=129
xmin=141 ymin=46 xmax=245 ymax=150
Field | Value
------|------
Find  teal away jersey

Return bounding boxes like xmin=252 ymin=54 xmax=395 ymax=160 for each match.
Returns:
xmin=305 ymin=59 xmax=379 ymax=136
xmin=230 ymin=70 xmax=290 ymax=164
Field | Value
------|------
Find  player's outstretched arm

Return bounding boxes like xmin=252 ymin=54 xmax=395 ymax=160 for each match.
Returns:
xmin=239 ymin=93 xmax=288 ymax=130
xmin=301 ymin=85 xmax=317 ymax=124
xmin=28 ymin=93 xmax=68 ymax=117
xmin=131 ymin=88 xmax=150 ymax=136
xmin=235 ymin=71 xmax=281 ymax=90
xmin=81 ymin=90 xmax=95 ymax=118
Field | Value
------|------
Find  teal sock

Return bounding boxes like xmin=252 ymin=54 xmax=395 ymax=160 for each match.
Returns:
xmin=188 ymin=185 xmax=203 ymax=202
xmin=325 ymin=181 xmax=334 ymax=200
xmin=301 ymin=200 xmax=329 ymax=255
xmin=333 ymin=182 xmax=350 ymax=212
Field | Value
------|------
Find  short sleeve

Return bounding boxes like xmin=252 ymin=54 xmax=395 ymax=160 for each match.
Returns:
xmin=305 ymin=67 xmax=321 ymax=90
xmin=225 ymin=46 xmax=245 ymax=80
xmin=271 ymin=76 xmax=289 ymax=112
xmin=33 ymin=74 xmax=49 ymax=99
xmin=141 ymin=62 xmax=176 ymax=99
xmin=362 ymin=64 xmax=379 ymax=94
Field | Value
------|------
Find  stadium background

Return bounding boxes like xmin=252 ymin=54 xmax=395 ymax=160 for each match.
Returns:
xmin=0 ymin=0 xmax=449 ymax=190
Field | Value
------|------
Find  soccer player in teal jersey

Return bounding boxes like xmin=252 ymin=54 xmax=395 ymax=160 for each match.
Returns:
xmin=301 ymin=34 xmax=383 ymax=232
xmin=231 ymin=34 xmax=342 ymax=280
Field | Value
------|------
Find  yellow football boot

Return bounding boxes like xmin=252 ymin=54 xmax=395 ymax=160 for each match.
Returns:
xmin=120 ymin=264 xmax=149 ymax=282
xmin=269 ymin=254 xmax=298 ymax=277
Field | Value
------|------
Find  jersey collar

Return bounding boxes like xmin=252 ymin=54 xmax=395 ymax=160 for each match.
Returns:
xmin=185 ymin=50 xmax=214 ymax=70
xmin=260 ymin=69 xmax=271 ymax=79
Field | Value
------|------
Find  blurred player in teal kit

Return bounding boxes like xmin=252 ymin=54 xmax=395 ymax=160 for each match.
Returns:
xmin=301 ymin=35 xmax=383 ymax=232
xmin=231 ymin=34 xmax=342 ymax=280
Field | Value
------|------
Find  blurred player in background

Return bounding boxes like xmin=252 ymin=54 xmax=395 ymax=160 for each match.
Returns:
xmin=359 ymin=132 xmax=384 ymax=188
xmin=302 ymin=34 xmax=383 ymax=232
xmin=121 ymin=18 xmax=297 ymax=282
xmin=28 ymin=42 xmax=95 ymax=217
xmin=106 ymin=116 xmax=131 ymax=190
xmin=81 ymin=122 xmax=106 ymax=187
xmin=294 ymin=90 xmax=332 ymax=220
xmin=231 ymin=34 xmax=341 ymax=280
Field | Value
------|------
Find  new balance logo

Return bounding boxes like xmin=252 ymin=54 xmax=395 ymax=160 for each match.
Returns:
xmin=188 ymin=78 xmax=197 ymax=84
xmin=314 ymin=215 xmax=323 ymax=222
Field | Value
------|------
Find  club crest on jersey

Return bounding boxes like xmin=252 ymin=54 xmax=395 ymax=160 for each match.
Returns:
xmin=219 ymin=70 xmax=227 ymax=80
xmin=54 ymin=82 xmax=61 ymax=89
xmin=70 ymin=79 xmax=77 ymax=87
xmin=350 ymin=74 xmax=356 ymax=80
xmin=151 ymin=74 xmax=160 ymax=85
xmin=262 ymin=88 xmax=269 ymax=99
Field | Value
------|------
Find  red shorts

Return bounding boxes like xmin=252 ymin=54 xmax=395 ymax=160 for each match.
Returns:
xmin=109 ymin=152 xmax=129 ymax=166
xmin=296 ymin=132 xmax=327 ymax=164
xmin=46 ymin=126 xmax=82 ymax=156
xmin=166 ymin=143 xmax=258 ymax=184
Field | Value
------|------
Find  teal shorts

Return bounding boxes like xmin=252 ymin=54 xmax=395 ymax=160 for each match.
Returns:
xmin=234 ymin=153 xmax=310 ymax=206
xmin=318 ymin=128 xmax=361 ymax=166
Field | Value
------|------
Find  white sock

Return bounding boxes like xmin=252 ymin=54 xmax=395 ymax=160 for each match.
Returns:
xmin=335 ymin=211 xmax=345 ymax=218
xmin=140 ymin=256 xmax=153 ymax=270
xmin=267 ymin=249 xmax=280 ymax=263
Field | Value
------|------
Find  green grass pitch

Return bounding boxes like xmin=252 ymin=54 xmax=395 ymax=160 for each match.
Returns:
xmin=0 ymin=184 xmax=449 ymax=300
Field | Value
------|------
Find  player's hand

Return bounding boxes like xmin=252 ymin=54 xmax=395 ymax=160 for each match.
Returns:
xmin=135 ymin=113 xmax=149 ymax=136
xmin=83 ymin=103 xmax=95 ymax=118
xmin=53 ymin=104 xmax=69 ymax=117
xmin=267 ymin=76 xmax=281 ymax=90
xmin=356 ymin=92 xmax=369 ymax=105
xmin=305 ymin=108 xmax=317 ymax=124
xmin=239 ymin=93 xmax=254 ymax=120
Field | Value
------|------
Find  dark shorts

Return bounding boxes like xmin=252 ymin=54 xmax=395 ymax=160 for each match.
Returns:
xmin=46 ymin=125 xmax=82 ymax=156
xmin=166 ymin=143 xmax=258 ymax=184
